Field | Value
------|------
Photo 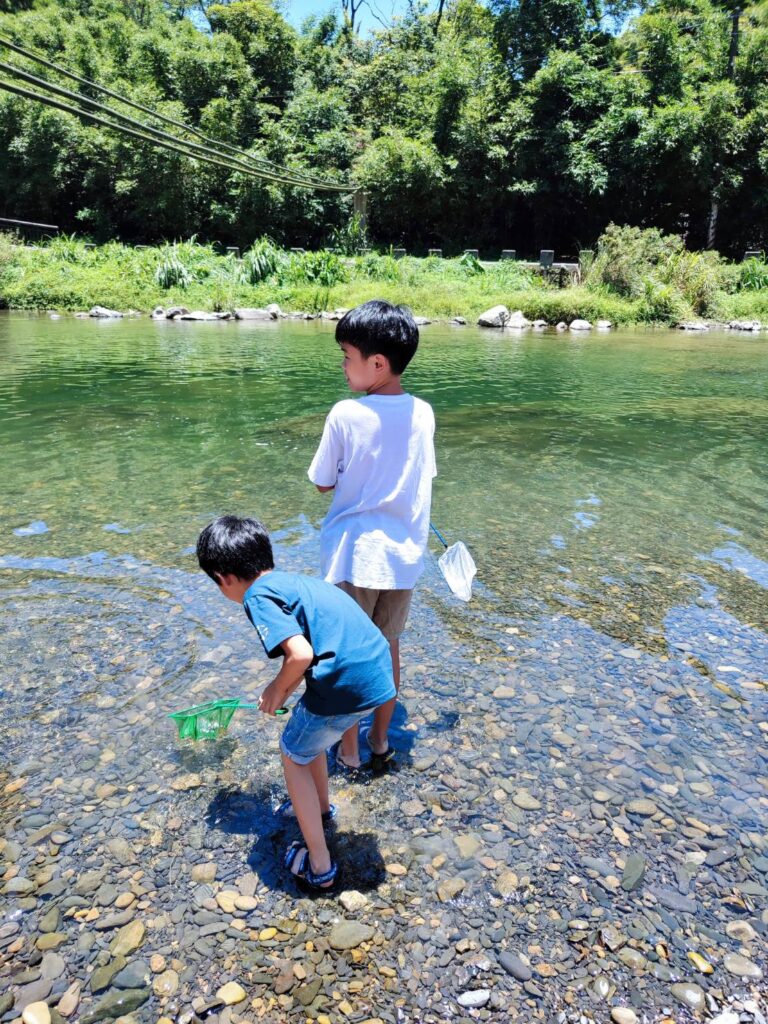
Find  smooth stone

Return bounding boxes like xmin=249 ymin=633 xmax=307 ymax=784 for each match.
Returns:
xmin=152 ymin=970 xmax=179 ymax=998
xmin=39 ymin=907 xmax=60 ymax=933
xmin=57 ymin=982 xmax=81 ymax=1017
xmin=215 ymin=982 xmax=246 ymax=1005
xmin=94 ymin=909 xmax=135 ymax=931
xmin=0 ymin=994 xmax=14 ymax=1016
xmin=113 ymin=962 xmax=150 ymax=989
xmin=498 ymin=951 xmax=532 ymax=981
xmin=723 ymin=953 xmax=762 ymax=979
xmin=22 ymin=1002 xmax=51 ymax=1024
xmin=37 ymin=933 xmax=67 ymax=951
xmin=457 ymin=990 xmax=490 ymax=1008
xmin=339 ymin=891 xmax=368 ymax=913
xmin=611 ymin=1011 xmax=638 ymax=1024
xmin=110 ymin=921 xmax=144 ymax=957
xmin=437 ymin=877 xmax=465 ymax=902
xmin=512 ymin=790 xmax=541 ymax=811
xmin=495 ymin=870 xmax=518 ymax=897
xmin=80 ymin=988 xmax=149 ymax=1023
xmin=670 ymin=983 xmax=705 ymax=1012
xmin=5 ymin=877 xmax=36 ymax=894
xmin=215 ymin=892 xmax=238 ymax=914
xmin=191 ymin=864 xmax=217 ymax=884
xmin=40 ymin=953 xmax=66 ymax=980
xmin=725 ymin=921 xmax=757 ymax=942
xmin=455 ymin=835 xmax=482 ymax=858
xmin=16 ymin=979 xmax=52 ymax=1007
xmin=328 ymin=921 xmax=374 ymax=950
xmin=626 ymin=799 xmax=657 ymax=816
xmin=91 ymin=956 xmax=127 ymax=993
xmin=621 ymin=854 xmax=646 ymax=892
xmin=617 ymin=948 xmax=646 ymax=970
xmin=296 ymin=979 xmax=322 ymax=1006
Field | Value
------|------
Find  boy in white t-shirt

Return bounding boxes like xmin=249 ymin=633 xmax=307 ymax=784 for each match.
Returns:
xmin=308 ymin=300 xmax=436 ymax=770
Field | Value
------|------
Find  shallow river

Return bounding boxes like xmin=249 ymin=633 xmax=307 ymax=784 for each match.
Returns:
xmin=1 ymin=313 xmax=767 ymax=1024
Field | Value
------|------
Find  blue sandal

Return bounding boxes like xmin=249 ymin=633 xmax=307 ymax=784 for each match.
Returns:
xmin=276 ymin=799 xmax=337 ymax=824
xmin=283 ymin=841 xmax=339 ymax=890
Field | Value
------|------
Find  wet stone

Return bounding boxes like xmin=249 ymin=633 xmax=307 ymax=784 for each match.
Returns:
xmin=498 ymin=951 xmax=532 ymax=981
xmin=91 ymin=956 xmax=127 ymax=993
xmin=329 ymin=921 xmax=374 ymax=950
xmin=670 ymin=982 xmax=705 ymax=1012
xmin=723 ymin=952 xmax=762 ymax=978
xmin=457 ymin=990 xmax=490 ymax=1008
xmin=621 ymin=854 xmax=646 ymax=892
xmin=80 ymin=988 xmax=150 ymax=1024
xmin=113 ymin=962 xmax=151 ymax=989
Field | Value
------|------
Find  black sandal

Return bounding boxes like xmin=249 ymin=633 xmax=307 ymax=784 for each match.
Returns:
xmin=284 ymin=841 xmax=339 ymax=890
xmin=275 ymin=799 xmax=337 ymax=824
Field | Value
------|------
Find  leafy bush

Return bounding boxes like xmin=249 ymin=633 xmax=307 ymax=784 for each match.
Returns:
xmin=637 ymin=281 xmax=690 ymax=324
xmin=587 ymin=224 xmax=685 ymax=298
xmin=738 ymin=256 xmax=768 ymax=291
xmin=458 ymin=251 xmax=484 ymax=276
xmin=155 ymin=254 xmax=192 ymax=290
xmin=329 ymin=214 xmax=369 ymax=256
xmin=288 ymin=250 xmax=348 ymax=288
xmin=240 ymin=238 xmax=285 ymax=284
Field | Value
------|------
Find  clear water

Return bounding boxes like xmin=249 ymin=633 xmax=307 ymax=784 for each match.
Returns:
xmin=2 ymin=313 xmax=767 ymax=1011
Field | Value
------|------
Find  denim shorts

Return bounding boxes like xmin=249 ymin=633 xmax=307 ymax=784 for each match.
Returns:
xmin=280 ymin=699 xmax=370 ymax=765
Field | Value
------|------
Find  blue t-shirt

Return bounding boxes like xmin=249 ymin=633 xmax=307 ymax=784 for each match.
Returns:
xmin=242 ymin=570 xmax=396 ymax=716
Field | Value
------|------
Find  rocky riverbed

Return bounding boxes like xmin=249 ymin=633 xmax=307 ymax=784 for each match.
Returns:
xmin=2 ymin=537 xmax=767 ymax=1024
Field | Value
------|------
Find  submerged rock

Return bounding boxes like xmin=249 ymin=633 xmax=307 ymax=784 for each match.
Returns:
xmin=478 ymin=305 xmax=510 ymax=328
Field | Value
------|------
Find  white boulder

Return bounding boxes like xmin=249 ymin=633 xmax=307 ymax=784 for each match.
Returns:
xmin=478 ymin=305 xmax=510 ymax=328
xmin=234 ymin=308 xmax=272 ymax=320
xmin=555 ymin=321 xmax=567 ymax=332
xmin=89 ymin=305 xmax=123 ymax=318
xmin=569 ymin=319 xmax=592 ymax=331
xmin=507 ymin=309 xmax=532 ymax=328
xmin=596 ymin=319 xmax=612 ymax=330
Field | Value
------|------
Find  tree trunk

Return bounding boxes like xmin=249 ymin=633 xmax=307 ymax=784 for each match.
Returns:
xmin=706 ymin=198 xmax=718 ymax=250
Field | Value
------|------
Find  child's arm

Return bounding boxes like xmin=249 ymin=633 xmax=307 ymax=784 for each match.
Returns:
xmin=258 ymin=634 xmax=313 ymax=714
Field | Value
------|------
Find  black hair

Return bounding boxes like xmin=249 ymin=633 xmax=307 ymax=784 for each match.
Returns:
xmin=197 ymin=515 xmax=274 ymax=581
xmin=336 ymin=299 xmax=419 ymax=375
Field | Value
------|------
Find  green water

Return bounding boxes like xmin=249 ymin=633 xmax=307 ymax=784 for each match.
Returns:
xmin=2 ymin=314 xmax=767 ymax=640
xmin=3 ymin=313 xmax=768 ymax=1015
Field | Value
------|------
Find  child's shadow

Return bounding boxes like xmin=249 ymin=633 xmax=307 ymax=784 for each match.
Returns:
xmin=204 ymin=787 xmax=386 ymax=895
xmin=345 ymin=700 xmax=416 ymax=778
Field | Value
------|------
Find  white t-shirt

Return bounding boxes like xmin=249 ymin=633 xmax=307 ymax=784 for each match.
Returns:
xmin=308 ymin=394 xmax=436 ymax=589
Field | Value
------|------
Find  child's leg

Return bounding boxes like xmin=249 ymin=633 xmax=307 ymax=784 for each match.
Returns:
xmin=281 ymin=752 xmax=333 ymax=881
xmin=367 ymin=637 xmax=399 ymax=754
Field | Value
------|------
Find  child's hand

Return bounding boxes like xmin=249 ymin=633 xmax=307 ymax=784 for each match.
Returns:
xmin=258 ymin=681 xmax=286 ymax=716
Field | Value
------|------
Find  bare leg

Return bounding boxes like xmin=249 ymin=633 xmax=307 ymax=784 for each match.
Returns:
xmin=367 ymin=637 xmax=400 ymax=754
xmin=281 ymin=752 xmax=332 ymax=883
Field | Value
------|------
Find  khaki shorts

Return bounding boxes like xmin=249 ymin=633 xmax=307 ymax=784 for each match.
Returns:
xmin=336 ymin=582 xmax=413 ymax=643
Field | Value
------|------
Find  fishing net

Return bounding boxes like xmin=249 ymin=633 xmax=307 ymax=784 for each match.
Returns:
xmin=437 ymin=541 xmax=477 ymax=602
xmin=169 ymin=699 xmax=243 ymax=741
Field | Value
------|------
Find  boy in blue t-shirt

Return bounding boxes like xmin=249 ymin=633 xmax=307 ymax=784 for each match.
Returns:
xmin=197 ymin=515 xmax=395 ymax=890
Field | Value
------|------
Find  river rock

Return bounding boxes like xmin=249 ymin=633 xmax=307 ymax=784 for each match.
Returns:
xmin=81 ymin=988 xmax=149 ymax=1023
xmin=165 ymin=307 xmax=189 ymax=319
xmin=596 ymin=319 xmax=612 ymax=329
xmin=671 ymin=983 xmax=705 ymax=1012
xmin=621 ymin=854 xmax=646 ymax=891
xmin=150 ymin=307 xmax=165 ymax=319
xmin=495 ymin=869 xmax=518 ymax=897
xmin=329 ymin=921 xmax=374 ymax=950
xmin=22 ymin=1002 xmax=50 ymax=1024
xmin=678 ymin=321 xmax=709 ymax=331
xmin=507 ymin=310 xmax=531 ymax=328
xmin=91 ymin=956 xmax=127 ymax=992
xmin=110 ymin=921 xmax=144 ymax=957
xmin=626 ymin=798 xmax=657 ymax=816
xmin=39 ymin=907 xmax=60 ymax=934
xmin=478 ymin=305 xmax=510 ymax=328
xmin=89 ymin=306 xmax=123 ymax=318
xmin=40 ymin=952 xmax=65 ymax=980
xmin=106 ymin=839 xmax=134 ymax=866
xmin=179 ymin=311 xmax=220 ymax=322
xmin=556 ymin=321 xmax=567 ymax=330
xmin=113 ymin=961 xmax=150 ymax=989
xmin=437 ymin=877 xmax=465 ymax=901
xmin=234 ymin=308 xmax=273 ymax=321
xmin=728 ymin=319 xmax=761 ymax=331
xmin=457 ymin=990 xmax=490 ymax=1008
xmin=611 ymin=1010 xmax=637 ymax=1024
xmin=569 ymin=319 xmax=591 ymax=330
xmin=512 ymin=790 xmax=541 ymax=810
xmin=498 ymin=951 xmax=531 ymax=981
xmin=57 ymin=982 xmax=81 ymax=1017
xmin=216 ymin=982 xmax=246 ymax=1005
xmin=152 ymin=970 xmax=179 ymax=998
xmin=191 ymin=863 xmax=217 ymax=883
xmin=339 ymin=890 xmax=368 ymax=913
xmin=723 ymin=953 xmax=762 ymax=979
xmin=725 ymin=920 xmax=757 ymax=942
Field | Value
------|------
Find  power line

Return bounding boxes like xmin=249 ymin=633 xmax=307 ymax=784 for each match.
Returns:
xmin=0 ymin=34 xmax=351 ymax=191
xmin=0 ymin=57 xmax=349 ymax=191
xmin=0 ymin=76 xmax=351 ymax=191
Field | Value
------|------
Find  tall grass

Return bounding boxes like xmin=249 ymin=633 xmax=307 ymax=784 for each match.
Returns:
xmin=0 ymin=232 xmax=766 ymax=325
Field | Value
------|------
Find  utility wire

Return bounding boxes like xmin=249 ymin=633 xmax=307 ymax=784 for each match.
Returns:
xmin=0 ymin=57 xmax=349 ymax=191
xmin=0 ymin=76 xmax=350 ymax=190
xmin=0 ymin=34 xmax=349 ymax=190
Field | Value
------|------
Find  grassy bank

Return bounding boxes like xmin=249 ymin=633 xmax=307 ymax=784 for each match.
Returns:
xmin=1 ymin=233 xmax=767 ymax=326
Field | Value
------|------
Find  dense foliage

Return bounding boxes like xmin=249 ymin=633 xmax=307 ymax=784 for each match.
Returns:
xmin=0 ymin=0 xmax=766 ymax=255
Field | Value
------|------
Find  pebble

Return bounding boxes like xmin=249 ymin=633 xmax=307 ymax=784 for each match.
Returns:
xmin=190 ymin=863 xmax=217 ymax=883
xmin=215 ymin=982 xmax=246 ymax=1005
xmin=153 ymin=970 xmax=179 ymax=998
xmin=723 ymin=952 xmax=762 ymax=978
xmin=725 ymin=920 xmax=757 ymax=942
xmin=339 ymin=890 xmax=368 ymax=913
xmin=512 ymin=790 xmax=541 ymax=810
xmin=457 ymin=990 xmax=490 ymax=1008
xmin=626 ymin=798 xmax=657 ymax=816
xmin=611 ymin=1010 xmax=637 ymax=1024
xmin=670 ymin=982 xmax=705 ymax=1012
xmin=80 ymin=987 xmax=150 ymax=1023
xmin=498 ymin=951 xmax=532 ymax=981
xmin=57 ymin=982 xmax=81 ymax=1018
xmin=22 ymin=1003 xmax=50 ymax=1024
xmin=109 ymin=921 xmax=144 ymax=957
xmin=328 ymin=921 xmax=374 ymax=950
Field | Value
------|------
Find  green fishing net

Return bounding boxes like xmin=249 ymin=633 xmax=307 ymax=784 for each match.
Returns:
xmin=169 ymin=699 xmax=243 ymax=741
